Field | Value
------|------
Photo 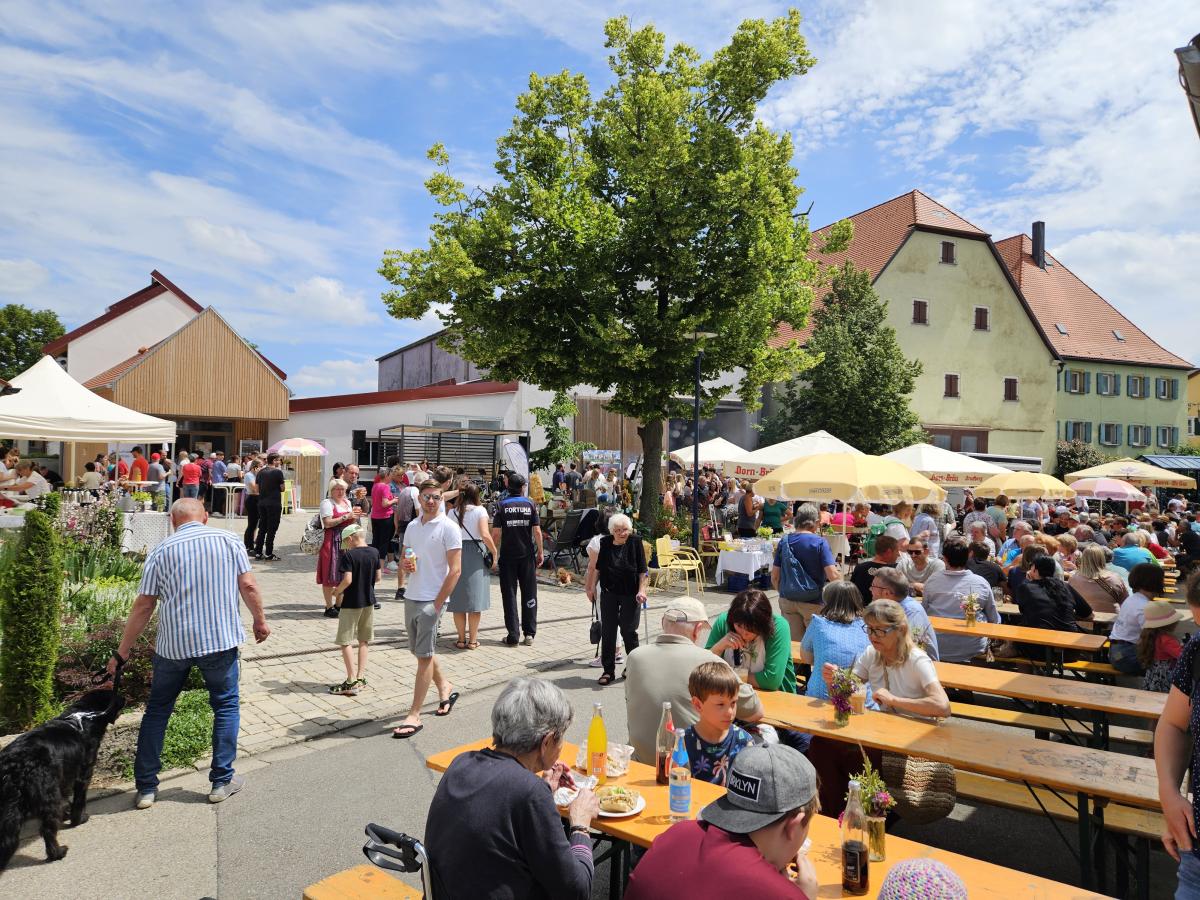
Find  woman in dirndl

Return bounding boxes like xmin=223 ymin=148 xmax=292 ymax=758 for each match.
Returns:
xmin=318 ymin=479 xmax=360 ymax=617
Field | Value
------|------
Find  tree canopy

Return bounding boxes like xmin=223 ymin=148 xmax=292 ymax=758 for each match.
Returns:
xmin=380 ymin=11 xmax=848 ymax=523
xmin=0 ymin=304 xmax=64 ymax=382
xmin=759 ymin=262 xmax=925 ymax=455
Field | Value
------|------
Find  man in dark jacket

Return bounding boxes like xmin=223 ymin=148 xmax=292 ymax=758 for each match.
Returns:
xmin=1014 ymin=555 xmax=1093 ymax=656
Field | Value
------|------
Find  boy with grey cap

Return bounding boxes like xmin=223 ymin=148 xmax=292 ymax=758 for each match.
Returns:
xmin=624 ymin=744 xmax=820 ymax=899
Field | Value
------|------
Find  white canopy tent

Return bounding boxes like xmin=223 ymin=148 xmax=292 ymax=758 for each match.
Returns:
xmin=0 ymin=357 xmax=175 ymax=476
xmin=881 ymin=443 xmax=1011 ymax=489
xmin=669 ymin=437 xmax=748 ymax=471
xmin=723 ymin=430 xmax=861 ymax=479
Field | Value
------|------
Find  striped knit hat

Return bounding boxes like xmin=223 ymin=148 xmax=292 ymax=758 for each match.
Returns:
xmin=878 ymin=859 xmax=968 ymax=900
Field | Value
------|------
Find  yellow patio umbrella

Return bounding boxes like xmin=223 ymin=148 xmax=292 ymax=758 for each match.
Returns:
xmin=973 ymin=471 xmax=1076 ymax=499
xmin=1065 ymin=457 xmax=1196 ymax=489
xmin=752 ymin=453 xmax=946 ymax=503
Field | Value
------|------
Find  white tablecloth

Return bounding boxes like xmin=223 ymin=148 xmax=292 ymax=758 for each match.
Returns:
xmin=122 ymin=511 xmax=172 ymax=554
xmin=825 ymin=533 xmax=851 ymax=558
xmin=715 ymin=549 xmax=772 ymax=583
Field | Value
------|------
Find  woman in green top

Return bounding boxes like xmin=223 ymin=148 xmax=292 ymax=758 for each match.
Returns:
xmin=760 ymin=497 xmax=787 ymax=534
xmin=706 ymin=589 xmax=796 ymax=693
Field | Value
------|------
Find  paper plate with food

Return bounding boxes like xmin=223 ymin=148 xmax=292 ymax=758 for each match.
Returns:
xmin=595 ymin=785 xmax=645 ymax=818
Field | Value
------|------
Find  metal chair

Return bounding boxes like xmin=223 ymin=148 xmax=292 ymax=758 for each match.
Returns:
xmin=544 ymin=509 xmax=584 ymax=571
xmin=655 ymin=536 xmax=705 ymax=595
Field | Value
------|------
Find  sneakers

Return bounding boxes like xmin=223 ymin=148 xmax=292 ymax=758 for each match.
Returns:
xmin=135 ymin=791 xmax=156 ymax=810
xmin=208 ymin=774 xmax=245 ymax=804
xmin=324 ymin=607 xmax=340 ymax=618
xmin=385 ymin=561 xmax=399 ymax=573
xmin=588 ymin=652 xmax=624 ymax=668
xmin=394 ymin=587 xmax=406 ymax=600
xmin=503 ymin=635 xmax=520 ymax=647
xmin=522 ymin=635 xmax=535 ymax=647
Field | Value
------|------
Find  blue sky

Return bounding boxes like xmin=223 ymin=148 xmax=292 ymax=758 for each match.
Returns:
xmin=1 ymin=1 xmax=1196 ymax=396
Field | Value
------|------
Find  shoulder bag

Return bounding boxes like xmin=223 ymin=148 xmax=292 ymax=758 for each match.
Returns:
xmin=455 ymin=508 xmax=494 ymax=569
xmin=877 ymin=664 xmax=957 ymax=825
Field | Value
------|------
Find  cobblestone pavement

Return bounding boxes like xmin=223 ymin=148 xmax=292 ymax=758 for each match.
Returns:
xmin=228 ymin=513 xmax=721 ymax=759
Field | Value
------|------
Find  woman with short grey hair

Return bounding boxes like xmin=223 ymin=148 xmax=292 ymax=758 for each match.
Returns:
xmin=584 ymin=513 xmax=649 ymax=685
xmin=771 ymin=503 xmax=841 ymax=642
xmin=426 ymin=677 xmax=599 ymax=898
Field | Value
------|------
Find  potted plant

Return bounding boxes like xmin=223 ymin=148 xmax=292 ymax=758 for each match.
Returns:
xmin=829 ymin=667 xmax=860 ymax=727
xmin=131 ymin=491 xmax=153 ymax=512
xmin=960 ymin=592 xmax=982 ymax=626
xmin=847 ymin=755 xmax=895 ymax=861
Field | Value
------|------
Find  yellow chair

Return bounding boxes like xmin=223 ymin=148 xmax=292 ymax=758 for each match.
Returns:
xmin=656 ymin=536 xmax=705 ymax=595
xmin=282 ymin=479 xmax=295 ymax=514
xmin=644 ymin=540 xmax=672 ymax=591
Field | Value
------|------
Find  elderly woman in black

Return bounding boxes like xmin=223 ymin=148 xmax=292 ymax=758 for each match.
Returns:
xmin=426 ymin=677 xmax=599 ymax=899
xmin=584 ymin=513 xmax=649 ymax=685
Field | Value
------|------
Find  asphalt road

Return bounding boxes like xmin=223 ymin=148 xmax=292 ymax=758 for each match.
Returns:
xmin=1 ymin=661 xmax=1177 ymax=899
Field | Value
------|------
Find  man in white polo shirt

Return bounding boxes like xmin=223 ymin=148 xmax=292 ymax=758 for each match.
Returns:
xmin=393 ymin=479 xmax=462 ymax=739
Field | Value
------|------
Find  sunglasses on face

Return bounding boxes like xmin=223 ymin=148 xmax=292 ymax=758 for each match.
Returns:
xmin=421 ymin=494 xmax=442 ymax=502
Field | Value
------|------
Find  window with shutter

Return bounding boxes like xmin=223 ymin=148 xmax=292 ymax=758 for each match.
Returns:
xmin=912 ymin=300 xmax=928 ymax=325
xmin=973 ymin=307 xmax=990 ymax=331
xmin=1156 ymin=378 xmax=1168 ymax=399
xmin=940 ymin=241 xmax=955 ymax=264
xmin=1003 ymin=377 xmax=1018 ymax=402
xmin=1099 ymin=423 xmax=1120 ymax=446
xmin=944 ymin=374 xmax=960 ymax=398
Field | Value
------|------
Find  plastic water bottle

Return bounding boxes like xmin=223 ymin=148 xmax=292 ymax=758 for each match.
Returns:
xmin=669 ymin=729 xmax=691 ymax=822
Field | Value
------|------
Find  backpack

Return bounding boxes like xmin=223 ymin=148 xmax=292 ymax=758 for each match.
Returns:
xmin=862 ymin=523 xmax=887 ymax=558
xmin=395 ymin=487 xmax=417 ymax=527
xmin=300 ymin=513 xmax=324 ymax=555
xmin=778 ymin=534 xmax=820 ymax=598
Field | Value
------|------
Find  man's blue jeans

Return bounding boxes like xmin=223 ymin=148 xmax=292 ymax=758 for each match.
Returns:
xmin=135 ymin=647 xmax=240 ymax=793
xmin=1179 ymin=851 xmax=1200 ymax=899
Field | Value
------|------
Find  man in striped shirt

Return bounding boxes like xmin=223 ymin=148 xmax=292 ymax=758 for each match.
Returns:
xmin=107 ymin=498 xmax=270 ymax=808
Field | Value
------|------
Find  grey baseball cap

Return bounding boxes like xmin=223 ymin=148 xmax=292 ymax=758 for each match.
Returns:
xmin=699 ymin=744 xmax=817 ymax=833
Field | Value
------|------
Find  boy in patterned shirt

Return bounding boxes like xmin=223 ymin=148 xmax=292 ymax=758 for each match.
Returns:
xmin=682 ymin=661 xmax=752 ymax=786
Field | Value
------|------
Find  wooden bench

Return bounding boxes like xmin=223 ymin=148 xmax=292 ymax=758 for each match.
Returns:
xmin=949 ymin=701 xmax=1153 ymax=746
xmin=304 ymin=865 xmax=423 ymax=899
xmin=988 ymin=656 xmax=1123 ymax=680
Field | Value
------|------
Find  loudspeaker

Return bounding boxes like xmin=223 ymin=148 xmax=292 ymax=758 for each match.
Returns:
xmin=351 ymin=430 xmax=366 ymax=451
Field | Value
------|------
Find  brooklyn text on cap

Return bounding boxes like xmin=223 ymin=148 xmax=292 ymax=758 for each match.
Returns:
xmin=699 ymin=744 xmax=817 ymax=834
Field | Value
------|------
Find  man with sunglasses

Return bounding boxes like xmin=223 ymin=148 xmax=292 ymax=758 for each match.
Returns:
xmin=393 ymin=479 xmax=462 ymax=739
xmin=897 ymin=540 xmax=944 ymax=596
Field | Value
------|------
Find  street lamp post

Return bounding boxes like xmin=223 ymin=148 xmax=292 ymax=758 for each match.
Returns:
xmin=690 ymin=331 xmax=717 ymax=550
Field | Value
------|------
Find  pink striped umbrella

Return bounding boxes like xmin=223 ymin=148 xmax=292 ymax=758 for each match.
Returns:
xmin=1067 ymin=477 xmax=1144 ymax=501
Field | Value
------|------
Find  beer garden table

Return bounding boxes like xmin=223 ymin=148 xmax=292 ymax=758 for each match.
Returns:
xmin=927 ymin=615 xmax=1108 ymax=673
xmin=754 ymin=691 xmax=1160 ymax=895
xmin=425 ymin=737 xmax=1104 ymax=899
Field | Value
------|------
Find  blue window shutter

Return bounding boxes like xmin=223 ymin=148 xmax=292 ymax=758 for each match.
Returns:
xmin=1172 ymin=427 xmax=1180 ymax=447
xmin=1056 ymin=369 xmax=1061 ymax=393
xmin=1084 ymin=422 xmax=1093 ymax=443
xmin=1171 ymin=378 xmax=1180 ymax=400
xmin=1126 ymin=374 xmax=1133 ymax=396
xmin=1112 ymin=374 xmax=1120 ymax=397
xmin=1126 ymin=424 xmax=1133 ymax=446
xmin=1083 ymin=371 xmax=1091 ymax=394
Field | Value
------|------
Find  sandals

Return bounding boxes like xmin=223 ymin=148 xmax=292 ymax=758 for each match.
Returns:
xmin=597 ymin=673 xmax=615 ymax=686
xmin=455 ymin=639 xmax=468 ymax=650
xmin=392 ymin=723 xmax=423 ymax=739
xmin=435 ymin=692 xmax=460 ymax=716
xmin=329 ymin=680 xmax=358 ymax=696
xmin=466 ymin=640 xmax=480 ymax=650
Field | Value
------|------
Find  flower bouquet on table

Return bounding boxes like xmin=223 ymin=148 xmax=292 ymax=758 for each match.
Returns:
xmin=844 ymin=753 xmax=895 ymax=861
xmin=960 ymin=592 xmax=982 ymax=626
xmin=756 ymin=526 xmax=773 ymax=540
xmin=829 ymin=667 xmax=861 ymax=727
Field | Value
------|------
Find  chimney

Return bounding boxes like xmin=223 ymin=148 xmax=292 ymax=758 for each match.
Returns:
xmin=1032 ymin=221 xmax=1046 ymax=269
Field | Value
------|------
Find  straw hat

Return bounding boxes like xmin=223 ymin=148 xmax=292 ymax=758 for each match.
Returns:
xmin=1143 ymin=601 xmax=1183 ymax=630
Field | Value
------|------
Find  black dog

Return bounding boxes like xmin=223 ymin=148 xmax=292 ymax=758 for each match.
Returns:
xmin=0 ymin=686 xmax=125 ymax=870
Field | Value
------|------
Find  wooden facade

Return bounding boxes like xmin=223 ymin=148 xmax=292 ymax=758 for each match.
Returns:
xmin=572 ymin=396 xmax=666 ymax=460
xmin=107 ymin=309 xmax=289 ymax=421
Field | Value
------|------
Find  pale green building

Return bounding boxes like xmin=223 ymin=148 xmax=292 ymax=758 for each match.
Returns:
xmin=996 ymin=230 xmax=1190 ymax=457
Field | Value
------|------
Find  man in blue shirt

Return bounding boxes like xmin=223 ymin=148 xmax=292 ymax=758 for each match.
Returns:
xmin=869 ymin=566 xmax=940 ymax=661
xmin=107 ymin=498 xmax=270 ymax=808
xmin=771 ymin=503 xmax=841 ymax=641
xmin=491 ymin=473 xmax=543 ymax=646
xmin=1113 ymin=533 xmax=1157 ymax=572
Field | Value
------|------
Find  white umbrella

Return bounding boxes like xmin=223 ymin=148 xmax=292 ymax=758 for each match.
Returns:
xmin=724 ymin=430 xmax=860 ymax=479
xmin=881 ymin=443 xmax=1011 ymax=489
xmin=670 ymin=437 xmax=747 ymax=471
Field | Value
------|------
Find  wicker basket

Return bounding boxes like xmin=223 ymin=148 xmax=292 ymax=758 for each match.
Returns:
xmin=881 ymin=752 xmax=957 ymax=825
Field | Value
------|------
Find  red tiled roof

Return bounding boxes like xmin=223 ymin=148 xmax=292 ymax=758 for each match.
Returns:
xmin=995 ymin=234 xmax=1191 ymax=369
xmin=771 ymin=190 xmax=988 ymax=348
xmin=42 ymin=269 xmax=204 ymax=356
xmin=83 ymin=343 xmax=163 ymax=388
xmin=289 ymin=380 xmax=518 ymax=413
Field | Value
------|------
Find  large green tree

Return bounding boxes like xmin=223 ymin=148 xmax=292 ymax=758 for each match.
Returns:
xmin=759 ymin=262 xmax=925 ymax=454
xmin=0 ymin=303 xmax=65 ymax=382
xmin=381 ymin=12 xmax=848 ymax=524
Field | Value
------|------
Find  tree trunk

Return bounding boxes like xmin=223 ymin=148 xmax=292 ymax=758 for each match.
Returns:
xmin=637 ymin=419 xmax=663 ymax=530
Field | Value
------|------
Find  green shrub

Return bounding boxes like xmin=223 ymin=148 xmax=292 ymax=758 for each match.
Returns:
xmin=61 ymin=576 xmax=140 ymax=640
xmin=119 ymin=689 xmax=213 ymax=780
xmin=0 ymin=510 xmax=65 ymax=729
xmin=55 ymin=619 xmax=157 ymax=705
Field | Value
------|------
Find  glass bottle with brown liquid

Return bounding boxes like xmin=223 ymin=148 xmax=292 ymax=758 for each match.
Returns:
xmin=655 ymin=702 xmax=674 ymax=785
xmin=842 ymin=779 xmax=869 ymax=895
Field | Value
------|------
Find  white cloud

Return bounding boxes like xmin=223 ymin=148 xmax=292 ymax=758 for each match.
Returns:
xmin=289 ymin=356 xmax=378 ymax=395
xmin=0 ymin=258 xmax=50 ymax=294
xmin=253 ymin=277 xmax=381 ymax=324
xmin=184 ymin=219 xmax=271 ymax=265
